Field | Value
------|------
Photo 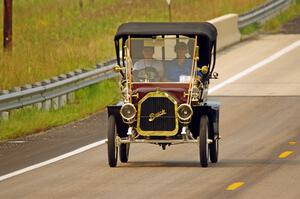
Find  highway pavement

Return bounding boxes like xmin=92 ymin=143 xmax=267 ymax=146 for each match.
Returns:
xmin=0 ymin=34 xmax=299 ymax=199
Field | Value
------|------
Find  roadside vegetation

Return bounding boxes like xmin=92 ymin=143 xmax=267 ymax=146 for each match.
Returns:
xmin=0 ymin=79 xmax=120 ymax=140
xmin=0 ymin=0 xmax=266 ymax=90
xmin=240 ymin=0 xmax=300 ymax=35
xmin=263 ymin=0 xmax=300 ymax=32
xmin=0 ymin=0 xmax=267 ymax=140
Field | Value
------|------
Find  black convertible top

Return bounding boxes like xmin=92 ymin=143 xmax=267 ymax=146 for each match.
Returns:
xmin=114 ymin=22 xmax=218 ymax=73
xmin=115 ymin=22 xmax=217 ymax=41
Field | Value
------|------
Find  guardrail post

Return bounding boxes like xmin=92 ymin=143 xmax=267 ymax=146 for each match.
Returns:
xmin=0 ymin=111 xmax=9 ymax=121
xmin=0 ymin=90 xmax=9 ymax=121
xmin=8 ymin=87 xmax=22 ymax=118
xmin=51 ymin=77 xmax=59 ymax=110
xmin=21 ymin=84 xmax=33 ymax=109
xmin=75 ymin=69 xmax=83 ymax=74
xmin=32 ymin=82 xmax=42 ymax=110
xmin=42 ymin=80 xmax=51 ymax=111
xmin=11 ymin=87 xmax=21 ymax=92
xmin=96 ymin=63 xmax=104 ymax=68
xmin=58 ymin=74 xmax=67 ymax=108
xmin=67 ymin=72 xmax=76 ymax=104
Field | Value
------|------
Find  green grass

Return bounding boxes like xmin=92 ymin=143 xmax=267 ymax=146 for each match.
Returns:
xmin=0 ymin=0 xmax=266 ymax=90
xmin=263 ymin=0 xmax=300 ymax=33
xmin=0 ymin=79 xmax=120 ymax=140
xmin=240 ymin=22 xmax=261 ymax=35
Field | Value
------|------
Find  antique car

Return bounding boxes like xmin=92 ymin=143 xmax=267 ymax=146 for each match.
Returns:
xmin=107 ymin=22 xmax=220 ymax=167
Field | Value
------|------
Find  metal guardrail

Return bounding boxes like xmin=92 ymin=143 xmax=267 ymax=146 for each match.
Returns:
xmin=238 ymin=0 xmax=293 ymax=28
xmin=0 ymin=61 xmax=117 ymax=113
xmin=0 ymin=0 xmax=295 ymax=117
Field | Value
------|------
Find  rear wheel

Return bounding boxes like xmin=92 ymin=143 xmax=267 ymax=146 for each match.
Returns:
xmin=199 ymin=115 xmax=209 ymax=167
xmin=107 ymin=115 xmax=118 ymax=167
xmin=120 ymin=143 xmax=130 ymax=163
xmin=209 ymin=136 xmax=219 ymax=163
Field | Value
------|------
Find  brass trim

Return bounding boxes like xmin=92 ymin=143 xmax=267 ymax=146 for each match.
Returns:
xmin=183 ymin=92 xmax=189 ymax=98
xmin=132 ymin=93 xmax=139 ymax=99
xmin=137 ymin=91 xmax=178 ymax=136
xmin=177 ymin=103 xmax=193 ymax=121
xmin=124 ymin=37 xmax=133 ymax=103
xmin=112 ymin=65 xmax=125 ymax=72
xmin=187 ymin=36 xmax=198 ymax=104
xmin=120 ymin=103 xmax=136 ymax=120
xmin=128 ymin=36 xmax=133 ymax=103
xmin=197 ymin=65 xmax=208 ymax=74
xmin=148 ymin=109 xmax=166 ymax=122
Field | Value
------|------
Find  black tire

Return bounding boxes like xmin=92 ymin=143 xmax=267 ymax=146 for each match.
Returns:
xmin=209 ymin=137 xmax=219 ymax=163
xmin=199 ymin=115 xmax=209 ymax=167
xmin=120 ymin=143 xmax=130 ymax=163
xmin=107 ymin=115 xmax=118 ymax=167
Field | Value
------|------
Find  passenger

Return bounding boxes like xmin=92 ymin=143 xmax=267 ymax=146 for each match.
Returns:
xmin=165 ymin=42 xmax=192 ymax=82
xmin=133 ymin=46 xmax=163 ymax=82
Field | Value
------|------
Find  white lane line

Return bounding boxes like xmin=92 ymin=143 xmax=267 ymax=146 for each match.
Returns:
xmin=208 ymin=40 xmax=300 ymax=94
xmin=1 ymin=40 xmax=299 ymax=182
xmin=0 ymin=140 xmax=106 ymax=182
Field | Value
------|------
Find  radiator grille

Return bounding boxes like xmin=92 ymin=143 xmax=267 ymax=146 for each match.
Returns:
xmin=137 ymin=92 xmax=178 ymax=136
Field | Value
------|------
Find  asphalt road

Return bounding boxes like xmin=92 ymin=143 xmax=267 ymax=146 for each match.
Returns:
xmin=0 ymin=34 xmax=300 ymax=199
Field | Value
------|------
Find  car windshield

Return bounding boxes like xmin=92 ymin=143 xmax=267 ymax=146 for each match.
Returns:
xmin=126 ymin=37 xmax=196 ymax=83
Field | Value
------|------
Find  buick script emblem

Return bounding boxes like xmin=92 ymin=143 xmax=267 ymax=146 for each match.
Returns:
xmin=148 ymin=109 xmax=167 ymax=122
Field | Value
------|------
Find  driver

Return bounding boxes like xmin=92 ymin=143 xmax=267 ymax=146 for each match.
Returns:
xmin=133 ymin=46 xmax=163 ymax=82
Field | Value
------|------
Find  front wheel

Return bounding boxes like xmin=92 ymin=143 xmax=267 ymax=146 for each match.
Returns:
xmin=199 ymin=115 xmax=209 ymax=167
xmin=107 ymin=115 xmax=118 ymax=167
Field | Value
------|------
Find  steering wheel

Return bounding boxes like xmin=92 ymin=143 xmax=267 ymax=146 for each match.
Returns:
xmin=133 ymin=67 xmax=160 ymax=82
